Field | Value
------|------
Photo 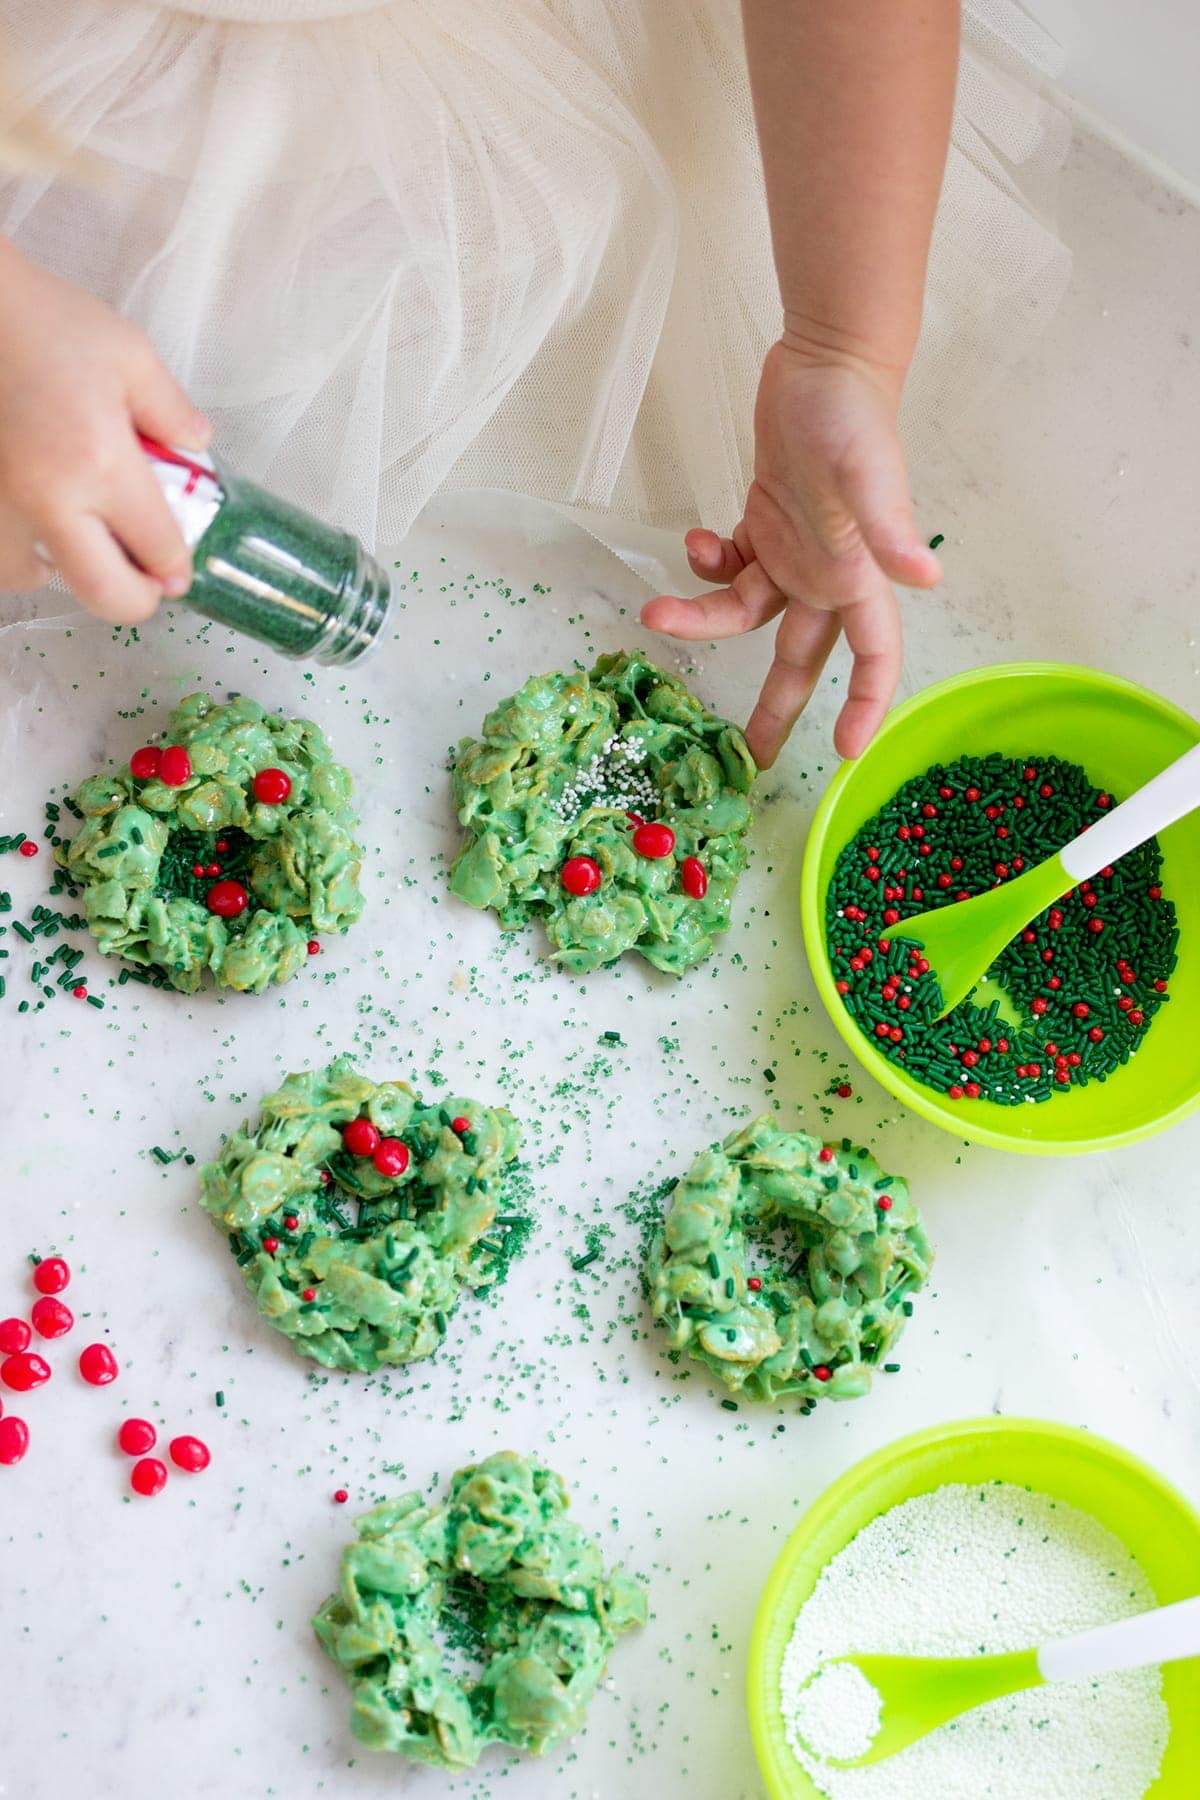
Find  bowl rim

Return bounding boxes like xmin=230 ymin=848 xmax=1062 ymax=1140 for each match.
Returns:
xmin=746 ymin=1414 xmax=1200 ymax=1799
xmin=799 ymin=659 xmax=1200 ymax=1154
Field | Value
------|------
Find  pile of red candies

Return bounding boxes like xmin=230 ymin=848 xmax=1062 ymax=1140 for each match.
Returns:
xmin=1 ymin=1255 xmax=116 ymax=1463
xmin=117 ymin=1418 xmax=211 ymax=1497
xmin=0 ymin=1254 xmax=210 ymax=1497
xmin=560 ymin=817 xmax=708 ymax=900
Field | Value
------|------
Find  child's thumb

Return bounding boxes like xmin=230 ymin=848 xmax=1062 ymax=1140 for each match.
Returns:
xmin=131 ymin=355 xmax=212 ymax=453
xmin=839 ymin=427 xmax=942 ymax=589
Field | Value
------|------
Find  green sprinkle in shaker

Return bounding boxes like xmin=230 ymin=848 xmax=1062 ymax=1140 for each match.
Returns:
xmin=143 ymin=436 xmax=391 ymax=664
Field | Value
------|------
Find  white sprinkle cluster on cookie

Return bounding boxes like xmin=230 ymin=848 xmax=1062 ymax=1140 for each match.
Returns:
xmin=551 ymin=735 xmax=659 ymax=824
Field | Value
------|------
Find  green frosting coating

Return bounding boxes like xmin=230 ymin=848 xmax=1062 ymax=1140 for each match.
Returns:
xmin=58 ymin=693 xmax=363 ymax=992
xmin=313 ymin=1450 xmax=647 ymax=1769
xmin=646 ymin=1115 xmax=933 ymax=1403
xmin=198 ymin=1056 xmax=521 ymax=1371
xmin=449 ymin=649 xmax=756 ymax=973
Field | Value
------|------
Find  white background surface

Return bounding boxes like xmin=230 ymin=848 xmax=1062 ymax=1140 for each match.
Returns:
xmin=2 ymin=123 xmax=1200 ymax=1800
xmin=1042 ymin=0 xmax=1200 ymax=192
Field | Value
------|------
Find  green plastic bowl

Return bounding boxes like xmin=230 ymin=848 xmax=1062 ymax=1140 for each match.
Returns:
xmin=800 ymin=661 xmax=1200 ymax=1153
xmin=747 ymin=1417 xmax=1200 ymax=1799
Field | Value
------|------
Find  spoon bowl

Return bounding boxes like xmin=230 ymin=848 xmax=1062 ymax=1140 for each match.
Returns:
xmin=804 ymin=1647 xmax=1039 ymax=1767
xmin=804 ymin=1585 xmax=1200 ymax=1771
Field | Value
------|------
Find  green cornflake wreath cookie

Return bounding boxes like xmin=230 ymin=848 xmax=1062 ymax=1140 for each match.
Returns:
xmin=646 ymin=1115 xmax=933 ymax=1405
xmin=198 ymin=1056 xmax=523 ymax=1371
xmin=449 ymin=649 xmax=756 ymax=974
xmin=313 ymin=1450 xmax=647 ymax=1770
xmin=57 ymin=693 xmax=363 ymax=993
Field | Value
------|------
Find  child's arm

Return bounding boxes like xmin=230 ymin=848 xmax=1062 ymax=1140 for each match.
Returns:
xmin=643 ymin=0 xmax=959 ymax=766
xmin=0 ymin=235 xmax=210 ymax=619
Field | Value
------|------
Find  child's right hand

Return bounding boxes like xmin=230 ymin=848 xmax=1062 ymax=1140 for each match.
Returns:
xmin=0 ymin=238 xmax=210 ymax=621
xmin=642 ymin=341 xmax=941 ymax=767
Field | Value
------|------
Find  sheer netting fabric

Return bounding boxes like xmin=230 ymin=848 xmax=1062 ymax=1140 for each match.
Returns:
xmin=0 ymin=0 xmax=1071 ymax=549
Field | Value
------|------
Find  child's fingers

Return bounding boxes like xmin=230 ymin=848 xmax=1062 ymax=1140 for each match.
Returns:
xmin=831 ymin=587 xmax=903 ymax=759
xmin=106 ymin=449 xmax=194 ymax=595
xmin=642 ymin=558 xmax=785 ymax=641
xmin=41 ymin=513 xmax=164 ymax=623
xmin=837 ymin=426 xmax=942 ymax=588
xmin=128 ymin=349 xmax=211 ymax=453
xmin=0 ymin=506 xmax=51 ymax=592
xmin=685 ymin=527 xmax=747 ymax=584
xmin=744 ymin=604 xmax=841 ymax=769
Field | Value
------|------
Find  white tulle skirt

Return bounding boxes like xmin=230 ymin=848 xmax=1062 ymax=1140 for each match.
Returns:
xmin=0 ymin=0 xmax=1070 ymax=550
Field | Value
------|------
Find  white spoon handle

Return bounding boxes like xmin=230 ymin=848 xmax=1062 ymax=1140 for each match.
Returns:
xmin=1037 ymin=1595 xmax=1200 ymax=1683
xmin=1059 ymin=741 xmax=1200 ymax=882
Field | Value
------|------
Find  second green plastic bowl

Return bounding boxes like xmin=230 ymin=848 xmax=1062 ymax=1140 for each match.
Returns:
xmin=800 ymin=661 xmax=1200 ymax=1153
xmin=747 ymin=1417 xmax=1200 ymax=1799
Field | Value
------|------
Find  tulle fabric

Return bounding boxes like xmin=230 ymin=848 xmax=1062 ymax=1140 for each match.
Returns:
xmin=0 ymin=0 xmax=1070 ymax=550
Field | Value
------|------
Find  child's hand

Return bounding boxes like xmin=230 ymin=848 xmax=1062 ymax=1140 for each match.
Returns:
xmin=0 ymin=239 xmax=210 ymax=621
xmin=641 ymin=340 xmax=942 ymax=767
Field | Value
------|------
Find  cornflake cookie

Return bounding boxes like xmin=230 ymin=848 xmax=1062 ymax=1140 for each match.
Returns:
xmin=199 ymin=1056 xmax=523 ymax=1371
xmin=313 ymin=1451 xmax=647 ymax=1769
xmin=58 ymin=693 xmax=362 ymax=992
xmin=449 ymin=650 xmax=755 ymax=973
xmin=646 ymin=1115 xmax=932 ymax=1405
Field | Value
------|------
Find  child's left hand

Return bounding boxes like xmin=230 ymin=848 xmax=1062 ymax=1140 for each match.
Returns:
xmin=641 ymin=339 xmax=943 ymax=768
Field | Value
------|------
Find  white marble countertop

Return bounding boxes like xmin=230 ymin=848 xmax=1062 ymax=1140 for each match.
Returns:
xmin=1 ymin=124 xmax=1199 ymax=1800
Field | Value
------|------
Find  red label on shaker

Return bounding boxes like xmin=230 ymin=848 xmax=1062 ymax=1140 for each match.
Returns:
xmin=139 ymin=434 xmax=223 ymax=549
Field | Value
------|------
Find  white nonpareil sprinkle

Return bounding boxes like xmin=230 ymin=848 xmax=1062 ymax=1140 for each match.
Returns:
xmin=550 ymin=733 xmax=658 ymax=823
xmin=791 ymin=1661 xmax=882 ymax=1763
xmin=780 ymin=1482 xmax=1168 ymax=1800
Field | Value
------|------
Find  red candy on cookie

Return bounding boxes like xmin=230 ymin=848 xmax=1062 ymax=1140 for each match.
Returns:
xmin=252 ymin=768 xmax=292 ymax=804
xmin=560 ymin=856 xmax=602 ymax=896
xmin=631 ymin=821 xmax=675 ymax=859
xmin=158 ymin=745 xmax=192 ymax=787
xmin=342 ymin=1117 xmax=381 ymax=1158
xmin=129 ymin=746 xmax=162 ymax=780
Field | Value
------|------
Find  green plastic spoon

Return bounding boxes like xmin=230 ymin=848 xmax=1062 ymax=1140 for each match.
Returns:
xmin=804 ymin=1593 xmax=1200 ymax=1769
xmin=897 ymin=741 xmax=1200 ymax=1016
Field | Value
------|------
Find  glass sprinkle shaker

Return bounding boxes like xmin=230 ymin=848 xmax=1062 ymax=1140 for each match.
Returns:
xmin=141 ymin=435 xmax=391 ymax=665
